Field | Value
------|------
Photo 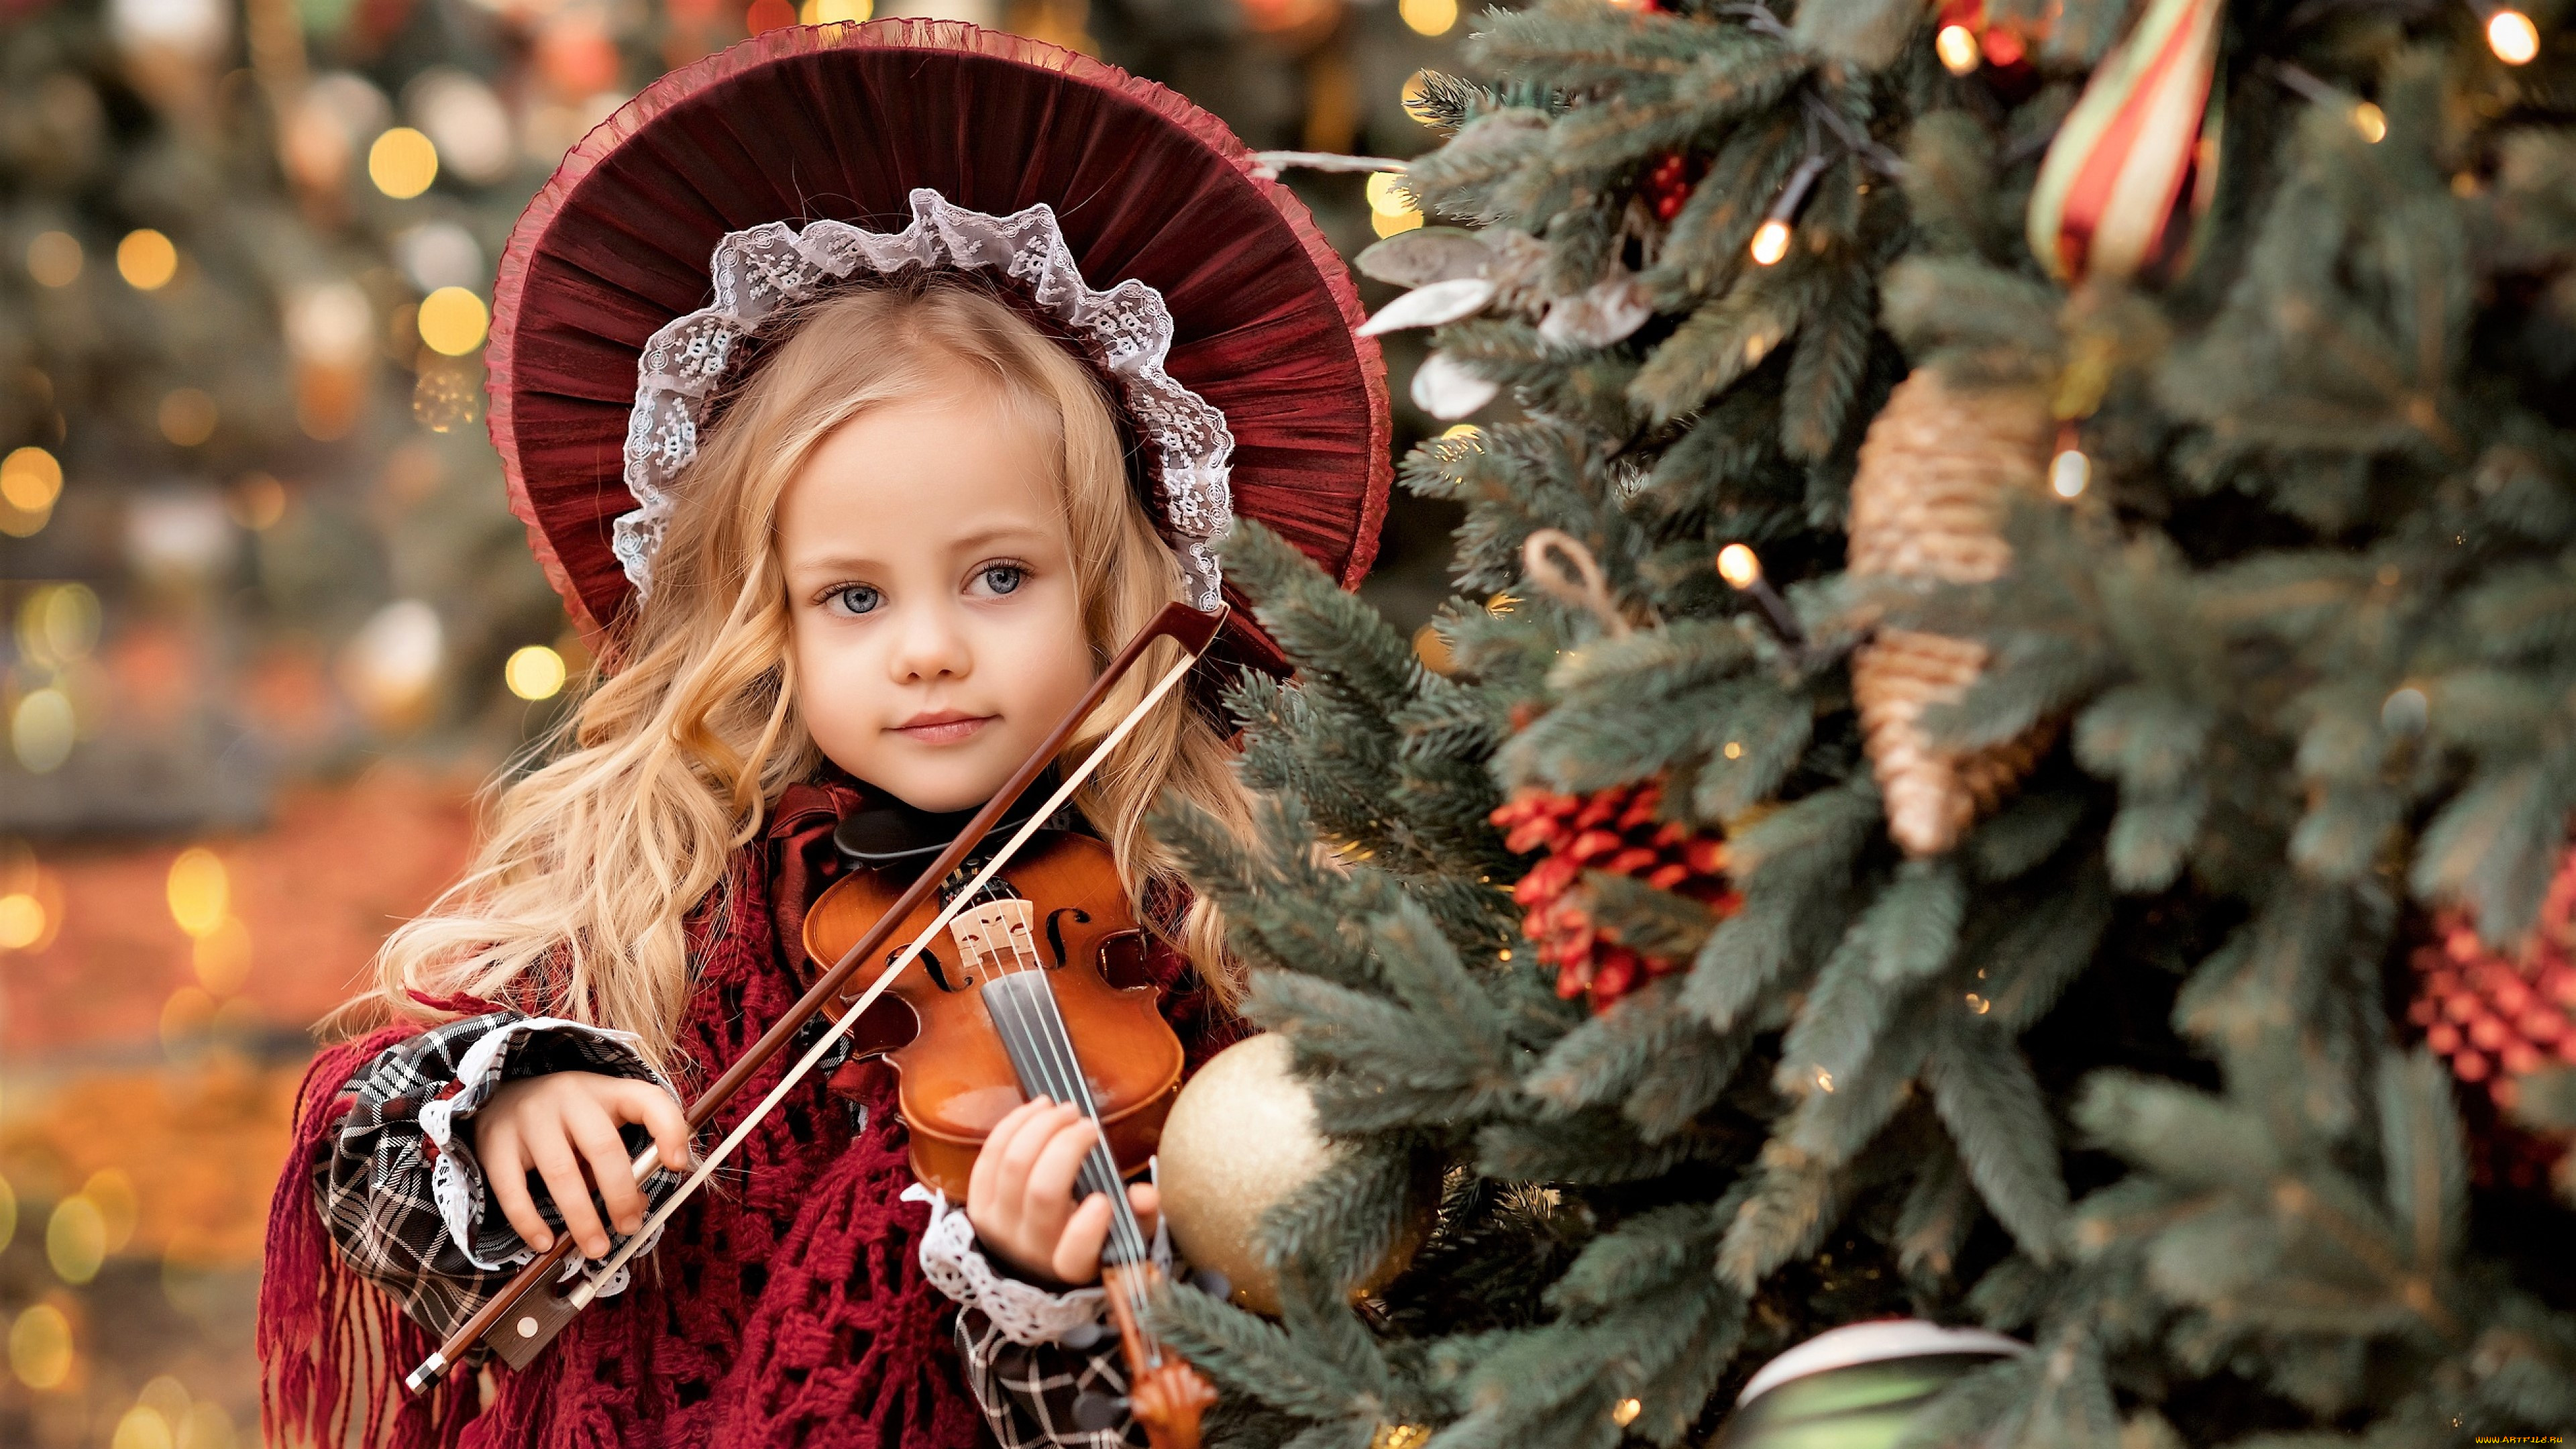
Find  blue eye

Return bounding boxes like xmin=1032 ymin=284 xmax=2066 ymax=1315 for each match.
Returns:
xmin=980 ymin=564 xmax=1026 ymax=596
xmin=828 ymin=584 xmax=883 ymax=616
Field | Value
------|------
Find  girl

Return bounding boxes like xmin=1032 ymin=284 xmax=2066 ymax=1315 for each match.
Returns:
xmin=257 ymin=20 xmax=1389 ymax=1449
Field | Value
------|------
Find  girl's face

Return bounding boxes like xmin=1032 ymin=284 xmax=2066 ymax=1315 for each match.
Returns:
xmin=777 ymin=382 xmax=1095 ymax=814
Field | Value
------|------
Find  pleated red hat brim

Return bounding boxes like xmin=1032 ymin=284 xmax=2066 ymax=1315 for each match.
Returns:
xmin=486 ymin=19 xmax=1392 ymax=678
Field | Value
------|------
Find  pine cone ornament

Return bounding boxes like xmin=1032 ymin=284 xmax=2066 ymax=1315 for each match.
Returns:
xmin=2408 ymin=845 xmax=2576 ymax=1189
xmin=1847 ymin=369 xmax=2056 ymax=857
xmin=1491 ymin=779 xmax=1739 ymax=1010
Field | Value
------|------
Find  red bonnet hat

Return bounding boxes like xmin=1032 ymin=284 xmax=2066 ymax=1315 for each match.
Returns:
xmin=485 ymin=19 xmax=1392 ymax=676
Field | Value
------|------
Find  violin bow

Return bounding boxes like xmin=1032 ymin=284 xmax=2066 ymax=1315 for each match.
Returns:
xmin=407 ymin=601 xmax=1227 ymax=1393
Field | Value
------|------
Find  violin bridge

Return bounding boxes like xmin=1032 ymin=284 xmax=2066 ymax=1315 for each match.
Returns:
xmin=948 ymin=899 xmax=1040 ymax=979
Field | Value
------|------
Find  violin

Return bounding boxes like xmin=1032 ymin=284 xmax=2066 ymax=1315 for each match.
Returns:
xmin=807 ymin=829 xmax=1208 ymax=1446
xmin=409 ymin=602 xmax=1227 ymax=1449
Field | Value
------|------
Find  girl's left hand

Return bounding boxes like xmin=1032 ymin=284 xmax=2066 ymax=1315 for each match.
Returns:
xmin=967 ymin=1097 xmax=1159 ymax=1286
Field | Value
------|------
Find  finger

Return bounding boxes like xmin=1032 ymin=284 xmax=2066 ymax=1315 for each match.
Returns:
xmin=612 ymin=1080 xmax=693 ymax=1173
xmin=565 ymin=1099 xmax=646 ymax=1235
xmin=1023 ymin=1117 xmax=1100 ymax=1228
xmin=1052 ymin=1192 xmax=1112 ymax=1285
xmin=479 ymin=1122 xmax=554 ymax=1252
xmin=527 ymin=1128 xmax=610 ymax=1258
xmin=973 ymin=1097 xmax=1053 ymax=1210
xmin=1128 ymin=1181 xmax=1159 ymax=1240
xmin=996 ymin=1104 xmax=1079 ymax=1195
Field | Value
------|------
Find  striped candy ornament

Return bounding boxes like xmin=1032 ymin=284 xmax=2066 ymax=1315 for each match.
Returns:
xmin=2026 ymin=0 xmax=2228 ymax=282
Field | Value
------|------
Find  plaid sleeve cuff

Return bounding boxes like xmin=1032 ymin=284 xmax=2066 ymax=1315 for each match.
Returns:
xmin=418 ymin=1016 xmax=667 ymax=1271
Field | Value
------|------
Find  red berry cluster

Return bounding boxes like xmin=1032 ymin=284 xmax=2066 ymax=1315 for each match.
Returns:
xmin=2406 ymin=849 xmax=2576 ymax=1189
xmin=1491 ymin=780 xmax=1738 ymax=1010
xmin=1639 ymin=152 xmax=1705 ymax=223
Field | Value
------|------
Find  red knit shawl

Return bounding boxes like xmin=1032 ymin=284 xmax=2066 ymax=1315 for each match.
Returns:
xmin=258 ymin=776 xmax=1240 ymax=1446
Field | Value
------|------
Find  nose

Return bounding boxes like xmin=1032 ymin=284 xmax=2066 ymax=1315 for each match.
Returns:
xmin=886 ymin=597 xmax=972 ymax=684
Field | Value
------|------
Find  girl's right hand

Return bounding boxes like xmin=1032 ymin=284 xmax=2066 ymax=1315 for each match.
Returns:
xmin=472 ymin=1071 xmax=692 ymax=1259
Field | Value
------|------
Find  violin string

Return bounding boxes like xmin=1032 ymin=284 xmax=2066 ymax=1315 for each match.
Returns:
xmin=570 ymin=649 xmax=1203 ymax=1307
xmin=977 ymin=922 xmax=1152 ymax=1320
xmin=996 ymin=919 xmax=1155 ymax=1289
xmin=985 ymin=930 xmax=1153 ymax=1313
xmin=1020 ymin=967 xmax=1153 ymax=1281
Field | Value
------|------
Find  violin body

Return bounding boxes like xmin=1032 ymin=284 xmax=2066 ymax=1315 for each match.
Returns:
xmin=801 ymin=829 xmax=1184 ymax=1198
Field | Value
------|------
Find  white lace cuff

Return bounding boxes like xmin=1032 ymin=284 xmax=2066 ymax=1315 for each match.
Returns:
xmin=418 ymin=1016 xmax=672 ymax=1298
xmin=906 ymin=1184 xmax=1119 ymax=1348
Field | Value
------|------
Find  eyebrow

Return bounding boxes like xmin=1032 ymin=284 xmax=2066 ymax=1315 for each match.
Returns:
xmin=785 ymin=523 xmax=1055 ymax=575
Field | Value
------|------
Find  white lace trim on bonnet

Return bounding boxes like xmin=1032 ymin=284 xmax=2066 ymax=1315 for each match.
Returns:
xmin=616 ymin=187 xmax=1236 ymax=610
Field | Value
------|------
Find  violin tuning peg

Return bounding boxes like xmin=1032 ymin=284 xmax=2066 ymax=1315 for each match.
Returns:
xmin=1072 ymin=1391 xmax=1132 ymax=1432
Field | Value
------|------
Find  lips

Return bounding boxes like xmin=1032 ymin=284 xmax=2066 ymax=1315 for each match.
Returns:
xmin=892 ymin=710 xmax=995 ymax=745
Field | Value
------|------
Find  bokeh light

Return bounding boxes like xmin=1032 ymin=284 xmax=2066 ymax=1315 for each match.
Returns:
xmin=160 ymin=387 xmax=219 ymax=445
xmin=2488 ymin=9 xmax=2540 ymax=64
xmin=27 ymin=229 xmax=83 ymax=286
xmin=13 ymin=688 xmax=76 ymax=772
xmin=1935 ymin=23 xmax=1980 ymax=74
xmin=48 ymin=1195 xmax=106 ymax=1284
xmin=1366 ymin=171 xmax=1423 ymax=239
xmin=113 ymin=1405 xmax=174 ymax=1449
xmin=7 ymin=1302 xmax=72 ymax=1389
xmin=85 ymin=1169 xmax=140 ymax=1252
xmin=417 ymin=286 xmax=490 ymax=355
xmin=0 ymin=894 xmax=43 ymax=949
xmin=1717 ymin=543 xmax=1762 ymax=588
xmin=3 ymin=445 xmax=64 ymax=512
xmin=798 ymin=0 xmax=871 ymax=20
xmin=0 ymin=1172 xmax=15 ymax=1253
xmin=505 ymin=644 xmax=568 ymax=700
xmin=166 ymin=847 xmax=230 ymax=938
xmin=1399 ymin=0 xmax=1456 ymax=36
xmin=2352 ymin=101 xmax=2387 ymax=143
xmin=117 ymin=228 xmax=178 ymax=290
xmin=368 ymin=125 xmax=440 ymax=197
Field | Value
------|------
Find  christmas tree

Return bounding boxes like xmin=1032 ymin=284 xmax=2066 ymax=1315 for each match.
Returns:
xmin=1148 ymin=0 xmax=2576 ymax=1441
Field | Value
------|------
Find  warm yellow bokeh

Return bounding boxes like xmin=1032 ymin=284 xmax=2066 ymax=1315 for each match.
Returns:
xmin=84 ymin=1170 xmax=139 ymax=1254
xmin=799 ymin=0 xmax=871 ymax=21
xmin=418 ymin=286 xmax=490 ymax=356
xmin=117 ymin=229 xmax=178 ymax=290
xmin=166 ymin=847 xmax=230 ymax=939
xmin=370 ymin=126 xmax=441 ymax=198
xmin=7 ymin=1303 xmax=72 ymax=1389
xmin=0 ymin=893 xmax=45 ymax=950
xmin=1398 ymin=0 xmax=1456 ymax=36
xmin=1935 ymin=24 xmax=1980 ymax=74
xmin=2 ymin=446 xmax=63 ymax=512
xmin=2351 ymin=101 xmax=2387 ymax=143
xmin=112 ymin=1406 xmax=174 ymax=1449
xmin=47 ymin=1196 xmax=105 ymax=1285
xmin=1717 ymin=543 xmax=1762 ymax=588
xmin=505 ymin=644 xmax=568 ymax=701
xmin=2489 ymin=9 xmax=2540 ymax=64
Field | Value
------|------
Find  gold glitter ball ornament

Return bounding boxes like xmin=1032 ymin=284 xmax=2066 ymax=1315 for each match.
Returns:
xmin=1156 ymin=1034 xmax=1424 ymax=1316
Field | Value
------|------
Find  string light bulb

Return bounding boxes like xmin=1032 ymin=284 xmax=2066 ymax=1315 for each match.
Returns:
xmin=1716 ymin=543 xmax=1761 ymax=588
xmin=2351 ymin=101 xmax=2387 ymax=142
xmin=2487 ymin=7 xmax=2540 ymax=64
xmin=1748 ymin=153 xmax=1829 ymax=267
xmin=1748 ymin=219 xmax=1792 ymax=266
xmin=1936 ymin=23 xmax=1981 ymax=74
xmin=2051 ymin=423 xmax=2090 ymax=499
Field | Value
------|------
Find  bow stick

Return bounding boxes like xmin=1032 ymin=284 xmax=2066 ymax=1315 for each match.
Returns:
xmin=407 ymin=601 xmax=1228 ymax=1391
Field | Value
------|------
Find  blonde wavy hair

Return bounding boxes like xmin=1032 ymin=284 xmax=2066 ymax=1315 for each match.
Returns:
xmin=362 ymin=278 xmax=1254 ymax=1075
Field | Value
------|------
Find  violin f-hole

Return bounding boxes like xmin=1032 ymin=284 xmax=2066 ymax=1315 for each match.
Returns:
xmin=1044 ymin=906 xmax=1092 ymax=967
xmin=896 ymin=944 xmax=971 ymax=993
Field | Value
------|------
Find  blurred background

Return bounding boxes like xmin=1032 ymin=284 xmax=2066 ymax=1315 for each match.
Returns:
xmin=0 ymin=0 xmax=1470 ymax=1438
